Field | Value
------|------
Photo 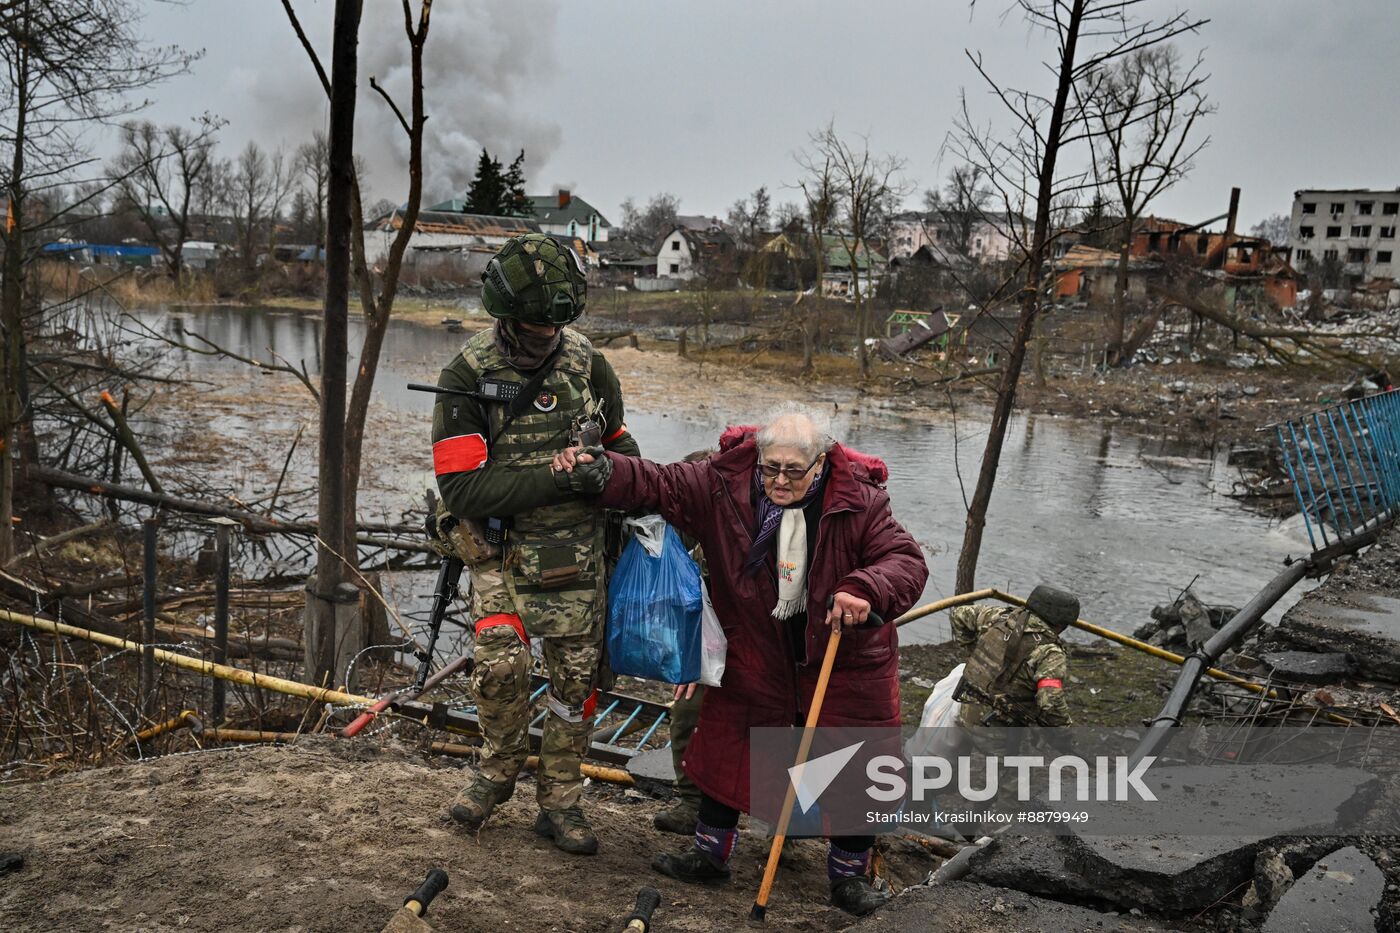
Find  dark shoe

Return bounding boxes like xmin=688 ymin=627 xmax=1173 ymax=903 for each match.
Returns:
xmin=449 ymin=774 xmax=515 ymax=831
xmin=651 ymin=848 xmax=731 ymax=885
xmin=534 ymin=806 xmax=599 ymax=855
xmin=653 ymin=798 xmax=699 ymax=836
xmin=830 ymin=876 xmax=891 ymax=917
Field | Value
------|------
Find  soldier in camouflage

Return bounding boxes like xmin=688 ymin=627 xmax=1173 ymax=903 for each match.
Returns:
xmin=949 ymin=585 xmax=1078 ymax=727
xmin=431 ymin=234 xmax=639 ymax=856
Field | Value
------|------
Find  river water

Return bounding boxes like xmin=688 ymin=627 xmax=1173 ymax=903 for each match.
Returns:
xmin=126 ymin=304 xmax=1313 ymax=645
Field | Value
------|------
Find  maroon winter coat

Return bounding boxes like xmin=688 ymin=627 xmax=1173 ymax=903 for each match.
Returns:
xmin=598 ymin=428 xmax=929 ymax=813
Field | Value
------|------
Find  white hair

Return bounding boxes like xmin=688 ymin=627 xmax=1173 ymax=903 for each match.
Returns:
xmin=755 ymin=402 xmax=835 ymax=460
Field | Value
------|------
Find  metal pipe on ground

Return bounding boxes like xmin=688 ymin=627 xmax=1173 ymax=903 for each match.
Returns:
xmin=1129 ymin=558 xmax=1311 ymax=769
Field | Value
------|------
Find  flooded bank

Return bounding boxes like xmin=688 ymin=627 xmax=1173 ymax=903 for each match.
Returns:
xmin=123 ymin=304 xmax=1314 ymax=644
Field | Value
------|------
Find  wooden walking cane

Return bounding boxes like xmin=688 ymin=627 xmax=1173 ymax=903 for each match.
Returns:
xmin=750 ymin=602 xmax=885 ymax=922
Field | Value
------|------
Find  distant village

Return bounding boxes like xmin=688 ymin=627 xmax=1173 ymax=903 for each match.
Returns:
xmin=41 ymin=167 xmax=1400 ymax=319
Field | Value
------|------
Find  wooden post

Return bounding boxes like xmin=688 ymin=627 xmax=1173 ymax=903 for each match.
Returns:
xmin=141 ymin=517 xmax=158 ymax=719
xmin=210 ymin=517 xmax=236 ymax=724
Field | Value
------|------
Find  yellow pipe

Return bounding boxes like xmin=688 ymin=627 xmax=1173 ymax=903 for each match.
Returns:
xmin=895 ymin=589 xmax=1354 ymax=725
xmin=133 ymin=709 xmax=200 ymax=742
xmin=2 ymin=609 xmax=374 ymax=708
xmin=3 ymin=609 xmax=655 ymax=773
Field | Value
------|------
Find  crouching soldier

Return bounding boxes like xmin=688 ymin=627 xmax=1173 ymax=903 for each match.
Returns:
xmin=430 ymin=233 xmax=639 ymax=855
xmin=950 ymin=585 xmax=1078 ymax=728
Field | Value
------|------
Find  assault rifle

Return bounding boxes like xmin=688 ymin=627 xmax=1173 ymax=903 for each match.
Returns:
xmin=952 ymin=676 xmax=1048 ymax=727
xmin=951 ymin=677 xmax=1075 ymax=755
xmin=339 ymin=492 xmax=472 ymax=738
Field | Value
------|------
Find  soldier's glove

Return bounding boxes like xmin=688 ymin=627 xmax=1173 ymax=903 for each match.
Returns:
xmin=567 ymin=446 xmax=613 ymax=496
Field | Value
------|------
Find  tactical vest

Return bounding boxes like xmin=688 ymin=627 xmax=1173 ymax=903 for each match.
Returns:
xmin=459 ymin=327 xmax=605 ymax=638
xmin=962 ymin=608 xmax=1045 ymax=707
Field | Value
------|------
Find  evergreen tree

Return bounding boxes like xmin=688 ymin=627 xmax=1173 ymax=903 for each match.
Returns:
xmin=504 ymin=149 xmax=532 ymax=216
xmin=464 ymin=149 xmax=506 ymax=215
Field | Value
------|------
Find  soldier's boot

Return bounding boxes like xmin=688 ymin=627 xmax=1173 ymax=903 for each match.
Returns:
xmin=650 ymin=848 xmax=732 ymax=885
xmin=449 ymin=774 xmax=516 ymax=831
xmin=653 ymin=796 xmax=700 ymax=835
xmin=830 ymin=876 xmax=891 ymax=916
xmin=533 ymin=806 xmax=598 ymax=856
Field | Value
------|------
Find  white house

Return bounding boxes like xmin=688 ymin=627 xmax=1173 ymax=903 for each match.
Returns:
xmin=654 ymin=227 xmax=736 ymax=281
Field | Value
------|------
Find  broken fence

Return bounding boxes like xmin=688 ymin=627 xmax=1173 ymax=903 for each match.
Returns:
xmin=1272 ymin=388 xmax=1400 ymax=552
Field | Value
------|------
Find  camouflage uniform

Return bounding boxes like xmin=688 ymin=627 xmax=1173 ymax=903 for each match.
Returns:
xmin=950 ymin=605 xmax=1072 ymax=727
xmin=433 ymin=326 xmax=638 ymax=815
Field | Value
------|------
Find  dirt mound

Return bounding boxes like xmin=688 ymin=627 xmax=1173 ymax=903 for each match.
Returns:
xmin=0 ymin=738 xmax=940 ymax=932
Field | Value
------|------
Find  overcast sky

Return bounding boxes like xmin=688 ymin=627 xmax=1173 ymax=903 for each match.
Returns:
xmin=120 ymin=0 xmax=1400 ymax=231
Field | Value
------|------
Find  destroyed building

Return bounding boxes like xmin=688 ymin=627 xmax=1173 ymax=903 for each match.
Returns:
xmin=1289 ymin=187 xmax=1400 ymax=288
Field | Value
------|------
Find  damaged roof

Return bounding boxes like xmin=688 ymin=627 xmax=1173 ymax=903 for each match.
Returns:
xmin=373 ymin=209 xmax=541 ymax=238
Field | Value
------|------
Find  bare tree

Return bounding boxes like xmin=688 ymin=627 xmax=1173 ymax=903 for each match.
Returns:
xmin=951 ymin=0 xmax=1208 ymax=594
xmin=282 ymin=0 xmax=433 ymax=606
xmin=618 ymin=192 xmax=680 ymax=246
xmin=111 ymin=115 xmax=221 ymax=278
xmin=798 ymin=122 xmax=904 ymax=381
xmin=1250 ymin=212 xmax=1290 ymax=245
xmin=0 ymin=0 xmax=195 ymax=560
xmin=1084 ymin=44 xmax=1213 ymax=365
xmin=923 ymin=164 xmax=993 ymax=262
xmin=223 ymin=141 xmax=293 ymax=274
xmin=796 ymin=150 xmax=838 ymax=373
xmin=295 ymin=130 xmax=330 ymax=251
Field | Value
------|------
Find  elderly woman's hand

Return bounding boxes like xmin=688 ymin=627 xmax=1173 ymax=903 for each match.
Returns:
xmin=826 ymin=591 xmax=872 ymax=631
xmin=551 ymin=445 xmax=598 ymax=474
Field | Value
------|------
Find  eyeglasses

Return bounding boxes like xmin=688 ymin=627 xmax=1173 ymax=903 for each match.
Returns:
xmin=759 ymin=453 xmax=822 ymax=482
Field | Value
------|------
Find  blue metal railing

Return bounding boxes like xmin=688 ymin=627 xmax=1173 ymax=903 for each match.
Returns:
xmin=1273 ymin=389 xmax=1400 ymax=550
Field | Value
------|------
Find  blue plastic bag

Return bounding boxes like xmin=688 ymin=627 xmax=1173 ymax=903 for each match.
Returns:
xmin=607 ymin=515 xmax=703 ymax=684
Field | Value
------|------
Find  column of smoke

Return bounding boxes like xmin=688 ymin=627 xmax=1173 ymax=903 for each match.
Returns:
xmin=253 ymin=1 xmax=564 ymax=203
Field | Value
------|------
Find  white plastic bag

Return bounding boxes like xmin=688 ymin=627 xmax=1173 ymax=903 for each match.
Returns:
xmin=697 ymin=583 xmax=727 ymax=687
xmin=904 ymin=663 xmax=965 ymax=760
xmin=624 ymin=514 xmax=667 ymax=557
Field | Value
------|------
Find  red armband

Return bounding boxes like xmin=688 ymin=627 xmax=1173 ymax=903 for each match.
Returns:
xmin=433 ymin=433 xmax=487 ymax=475
xmin=1036 ymin=678 xmax=1063 ymax=690
xmin=603 ymin=424 xmax=626 ymax=444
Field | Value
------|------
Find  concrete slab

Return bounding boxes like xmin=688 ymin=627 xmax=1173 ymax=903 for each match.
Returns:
xmin=1262 ymin=846 xmax=1392 ymax=933
xmin=963 ymin=835 xmax=1105 ymax=903
xmin=1260 ymin=650 xmax=1358 ymax=684
xmin=1277 ymin=591 xmax=1400 ymax=682
xmin=856 ymin=880 xmax=1179 ymax=932
xmin=625 ymin=747 xmax=675 ymax=796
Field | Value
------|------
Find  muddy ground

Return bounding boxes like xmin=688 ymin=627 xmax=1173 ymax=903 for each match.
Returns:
xmin=0 ymin=638 xmax=1174 ymax=933
xmin=0 ymin=738 xmax=944 ymax=933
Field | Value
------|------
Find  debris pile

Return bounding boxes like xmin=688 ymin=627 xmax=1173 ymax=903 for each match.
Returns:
xmin=1131 ymin=589 xmax=1238 ymax=653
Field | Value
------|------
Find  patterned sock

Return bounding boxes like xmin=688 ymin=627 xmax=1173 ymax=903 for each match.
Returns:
xmin=693 ymin=819 xmax=738 ymax=867
xmin=827 ymin=842 xmax=871 ymax=881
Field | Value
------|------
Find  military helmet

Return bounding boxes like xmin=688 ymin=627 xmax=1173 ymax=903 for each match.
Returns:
xmin=1026 ymin=585 xmax=1079 ymax=633
xmin=481 ymin=233 xmax=588 ymax=326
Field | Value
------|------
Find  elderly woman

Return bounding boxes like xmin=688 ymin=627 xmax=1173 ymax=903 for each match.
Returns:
xmin=554 ymin=403 xmax=927 ymax=916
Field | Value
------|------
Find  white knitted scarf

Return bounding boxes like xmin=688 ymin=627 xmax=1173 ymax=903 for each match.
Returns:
xmin=772 ymin=508 xmax=808 ymax=619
